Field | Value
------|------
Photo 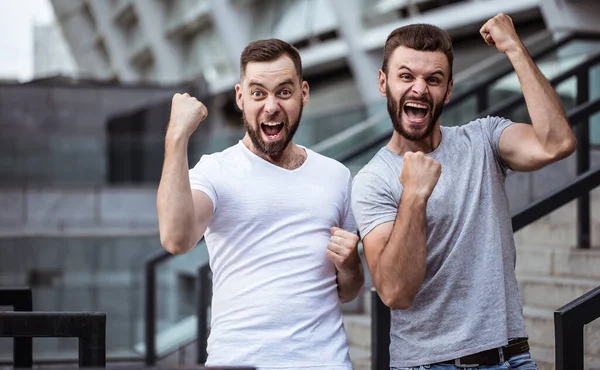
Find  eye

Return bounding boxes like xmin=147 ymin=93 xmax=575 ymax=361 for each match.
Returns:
xmin=399 ymin=74 xmax=413 ymax=81
xmin=279 ymin=89 xmax=292 ymax=97
xmin=428 ymin=77 xmax=440 ymax=85
xmin=251 ymin=90 xmax=264 ymax=98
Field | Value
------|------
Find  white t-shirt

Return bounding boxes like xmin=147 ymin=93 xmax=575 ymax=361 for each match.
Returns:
xmin=189 ymin=141 xmax=356 ymax=370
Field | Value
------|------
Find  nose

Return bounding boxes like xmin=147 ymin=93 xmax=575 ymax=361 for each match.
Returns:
xmin=411 ymin=78 xmax=428 ymax=96
xmin=264 ymin=95 xmax=280 ymax=115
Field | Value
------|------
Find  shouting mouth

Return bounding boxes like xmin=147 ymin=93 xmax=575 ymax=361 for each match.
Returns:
xmin=260 ymin=122 xmax=284 ymax=141
xmin=403 ymin=102 xmax=430 ymax=124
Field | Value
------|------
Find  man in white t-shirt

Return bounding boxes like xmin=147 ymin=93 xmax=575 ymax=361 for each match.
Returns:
xmin=156 ymin=38 xmax=364 ymax=369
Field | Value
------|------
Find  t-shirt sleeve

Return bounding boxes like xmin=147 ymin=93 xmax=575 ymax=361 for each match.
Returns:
xmin=351 ymin=171 xmax=398 ymax=239
xmin=189 ymin=154 xmax=219 ymax=213
xmin=341 ymin=171 xmax=358 ymax=234
xmin=481 ymin=115 xmax=516 ymax=172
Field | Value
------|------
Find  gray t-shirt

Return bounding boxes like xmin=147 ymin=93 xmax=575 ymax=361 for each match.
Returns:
xmin=351 ymin=116 xmax=528 ymax=367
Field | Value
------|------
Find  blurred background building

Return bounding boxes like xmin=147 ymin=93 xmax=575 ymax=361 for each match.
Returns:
xmin=1 ymin=0 xmax=600 ymax=369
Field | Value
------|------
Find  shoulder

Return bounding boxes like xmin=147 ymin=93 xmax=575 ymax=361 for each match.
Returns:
xmin=305 ymin=148 xmax=352 ymax=179
xmin=193 ymin=142 xmax=243 ymax=168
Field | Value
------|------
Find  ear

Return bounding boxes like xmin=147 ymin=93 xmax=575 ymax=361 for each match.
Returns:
xmin=235 ymin=83 xmax=243 ymax=111
xmin=301 ymin=80 xmax=310 ymax=106
xmin=378 ymin=69 xmax=387 ymax=97
xmin=444 ymin=78 xmax=454 ymax=105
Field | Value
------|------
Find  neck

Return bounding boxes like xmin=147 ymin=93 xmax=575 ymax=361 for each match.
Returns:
xmin=387 ymin=123 xmax=442 ymax=156
xmin=242 ymin=134 xmax=306 ymax=170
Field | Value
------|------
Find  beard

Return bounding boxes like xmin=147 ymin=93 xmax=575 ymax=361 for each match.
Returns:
xmin=243 ymin=103 xmax=302 ymax=157
xmin=386 ymin=84 xmax=446 ymax=141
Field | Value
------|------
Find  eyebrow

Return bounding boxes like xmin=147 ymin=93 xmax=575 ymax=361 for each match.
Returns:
xmin=248 ymin=79 xmax=294 ymax=89
xmin=399 ymin=65 xmax=445 ymax=77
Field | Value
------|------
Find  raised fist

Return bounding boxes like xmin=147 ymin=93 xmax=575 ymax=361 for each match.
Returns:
xmin=479 ymin=13 xmax=524 ymax=55
xmin=167 ymin=93 xmax=208 ymax=139
xmin=399 ymin=151 xmax=442 ymax=200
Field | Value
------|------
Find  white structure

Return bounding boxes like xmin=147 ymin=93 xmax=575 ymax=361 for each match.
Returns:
xmin=33 ymin=23 xmax=78 ymax=78
xmin=49 ymin=0 xmax=561 ymax=108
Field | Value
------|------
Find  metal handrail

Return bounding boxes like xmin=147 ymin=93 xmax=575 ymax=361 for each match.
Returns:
xmin=555 ymin=285 xmax=600 ymax=370
xmin=144 ymin=249 xmax=172 ymax=366
xmin=0 ymin=287 xmax=33 ymax=368
xmin=0 ymin=312 xmax=106 ymax=368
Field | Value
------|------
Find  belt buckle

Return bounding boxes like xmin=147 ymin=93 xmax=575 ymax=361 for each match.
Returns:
xmin=499 ymin=347 xmax=505 ymax=363
xmin=454 ymin=359 xmax=479 ymax=368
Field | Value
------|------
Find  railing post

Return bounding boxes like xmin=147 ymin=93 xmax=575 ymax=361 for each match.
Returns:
xmin=576 ymin=69 xmax=590 ymax=249
xmin=197 ymin=264 xmax=212 ymax=364
xmin=0 ymin=287 xmax=33 ymax=368
xmin=371 ymin=288 xmax=390 ymax=370
xmin=554 ymin=311 xmax=584 ymax=370
xmin=145 ymin=263 xmax=156 ymax=366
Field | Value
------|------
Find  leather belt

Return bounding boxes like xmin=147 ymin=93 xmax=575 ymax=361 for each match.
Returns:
xmin=437 ymin=338 xmax=530 ymax=367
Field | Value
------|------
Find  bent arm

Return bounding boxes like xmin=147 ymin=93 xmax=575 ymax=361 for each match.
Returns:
xmin=362 ymin=190 xmax=428 ymax=309
xmin=336 ymin=253 xmax=364 ymax=303
xmin=499 ymin=47 xmax=576 ymax=171
xmin=157 ymin=136 xmax=213 ymax=254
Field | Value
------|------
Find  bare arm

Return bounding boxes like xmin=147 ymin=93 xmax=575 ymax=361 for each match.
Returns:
xmin=157 ymin=135 xmax=213 ymax=254
xmin=157 ymin=93 xmax=213 ymax=254
xmin=481 ymin=14 xmax=576 ymax=172
xmin=336 ymin=250 xmax=364 ymax=303
xmin=362 ymin=190 xmax=428 ymax=309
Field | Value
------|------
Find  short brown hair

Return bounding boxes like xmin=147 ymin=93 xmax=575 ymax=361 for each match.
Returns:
xmin=240 ymin=38 xmax=303 ymax=80
xmin=382 ymin=24 xmax=454 ymax=80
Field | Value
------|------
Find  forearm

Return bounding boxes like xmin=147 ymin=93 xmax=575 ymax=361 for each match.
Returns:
xmin=508 ymin=46 xmax=576 ymax=156
xmin=375 ymin=192 xmax=427 ymax=309
xmin=336 ymin=256 xmax=364 ymax=303
xmin=157 ymin=135 xmax=197 ymax=254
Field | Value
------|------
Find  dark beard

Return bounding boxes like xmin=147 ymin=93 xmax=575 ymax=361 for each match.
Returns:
xmin=243 ymin=104 xmax=302 ymax=157
xmin=386 ymin=84 xmax=445 ymax=141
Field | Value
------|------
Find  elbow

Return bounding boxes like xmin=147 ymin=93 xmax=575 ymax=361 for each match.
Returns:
xmin=160 ymin=235 xmax=193 ymax=255
xmin=378 ymin=285 xmax=415 ymax=310
xmin=544 ymin=134 xmax=577 ymax=164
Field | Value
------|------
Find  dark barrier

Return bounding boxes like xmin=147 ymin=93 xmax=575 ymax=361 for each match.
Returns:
xmin=370 ymin=289 xmax=390 ymax=370
xmin=0 ymin=287 xmax=33 ymax=368
xmin=197 ymin=263 xmax=212 ymax=364
xmin=555 ymin=285 xmax=600 ymax=370
xmin=0 ymin=312 xmax=106 ymax=368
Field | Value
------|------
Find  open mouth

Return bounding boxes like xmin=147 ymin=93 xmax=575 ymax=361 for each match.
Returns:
xmin=403 ymin=102 xmax=430 ymax=123
xmin=260 ymin=122 xmax=284 ymax=140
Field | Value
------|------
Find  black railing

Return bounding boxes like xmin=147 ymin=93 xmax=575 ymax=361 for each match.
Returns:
xmin=144 ymin=248 xmax=212 ymax=366
xmin=0 ymin=287 xmax=33 ymax=368
xmin=144 ymin=249 xmax=172 ymax=366
xmin=554 ymin=285 xmax=600 ymax=370
xmin=196 ymin=264 xmax=212 ymax=364
xmin=0 ymin=312 xmax=106 ymax=368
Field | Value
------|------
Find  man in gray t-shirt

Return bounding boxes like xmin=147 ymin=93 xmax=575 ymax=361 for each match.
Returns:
xmin=351 ymin=15 xmax=576 ymax=369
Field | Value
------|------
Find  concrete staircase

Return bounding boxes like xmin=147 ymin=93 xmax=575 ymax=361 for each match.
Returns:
xmin=514 ymin=195 xmax=600 ymax=370
xmin=342 ymin=195 xmax=600 ymax=370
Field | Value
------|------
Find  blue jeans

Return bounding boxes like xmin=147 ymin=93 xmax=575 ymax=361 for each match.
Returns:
xmin=391 ymin=352 xmax=538 ymax=370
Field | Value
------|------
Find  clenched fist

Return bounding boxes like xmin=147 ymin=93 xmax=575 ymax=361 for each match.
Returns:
xmin=400 ymin=151 xmax=442 ymax=200
xmin=327 ymin=227 xmax=360 ymax=272
xmin=479 ymin=13 xmax=524 ymax=55
xmin=167 ymin=93 xmax=208 ymax=140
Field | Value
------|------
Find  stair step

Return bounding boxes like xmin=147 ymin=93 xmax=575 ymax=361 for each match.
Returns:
xmin=514 ymin=222 xmax=600 ymax=247
xmin=516 ymin=245 xmax=600 ymax=280
xmin=522 ymin=306 xmax=600 ymax=358
xmin=518 ymin=275 xmax=599 ymax=310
